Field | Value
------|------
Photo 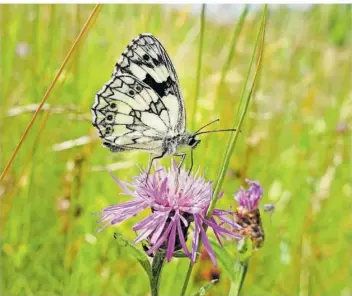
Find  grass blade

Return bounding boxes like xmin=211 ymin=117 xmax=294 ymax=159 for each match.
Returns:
xmin=191 ymin=4 xmax=206 ymax=130
xmin=210 ymin=5 xmax=267 ymax=212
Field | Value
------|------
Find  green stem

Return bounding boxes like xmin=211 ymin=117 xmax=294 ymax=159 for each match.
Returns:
xmin=229 ymin=239 xmax=253 ymax=296
xmin=211 ymin=5 xmax=267 ymax=209
xmin=180 ymin=5 xmax=267 ymax=296
xmin=191 ymin=4 xmax=206 ymax=130
xmin=150 ymin=252 xmax=165 ymax=296
xmin=229 ymin=258 xmax=250 ymax=296
xmin=180 ymin=261 xmax=193 ymax=296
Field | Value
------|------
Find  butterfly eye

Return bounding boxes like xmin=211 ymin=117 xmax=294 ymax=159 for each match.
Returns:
xmin=188 ymin=136 xmax=200 ymax=148
xmin=143 ymin=54 xmax=150 ymax=61
xmin=188 ymin=138 xmax=196 ymax=146
xmin=135 ymin=85 xmax=142 ymax=92
xmin=110 ymin=103 xmax=117 ymax=110
xmin=105 ymin=112 xmax=115 ymax=124
xmin=129 ymin=90 xmax=135 ymax=96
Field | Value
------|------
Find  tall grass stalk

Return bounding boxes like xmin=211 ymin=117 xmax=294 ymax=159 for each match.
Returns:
xmin=0 ymin=4 xmax=101 ymax=182
xmin=190 ymin=4 xmax=206 ymax=130
xmin=211 ymin=5 xmax=267 ymax=207
xmin=180 ymin=5 xmax=267 ymax=296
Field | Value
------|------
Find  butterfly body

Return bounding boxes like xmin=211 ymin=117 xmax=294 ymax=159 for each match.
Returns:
xmin=102 ymin=130 xmax=200 ymax=156
xmin=163 ymin=133 xmax=201 ymax=155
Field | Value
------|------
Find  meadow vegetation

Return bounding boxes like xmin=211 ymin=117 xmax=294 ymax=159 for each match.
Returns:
xmin=1 ymin=4 xmax=351 ymax=295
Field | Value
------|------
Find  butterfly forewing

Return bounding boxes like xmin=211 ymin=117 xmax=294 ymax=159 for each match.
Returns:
xmin=113 ymin=33 xmax=185 ymax=135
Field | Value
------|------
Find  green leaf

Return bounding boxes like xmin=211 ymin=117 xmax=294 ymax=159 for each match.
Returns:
xmin=114 ymin=232 xmax=152 ymax=279
xmin=209 ymin=239 xmax=235 ymax=281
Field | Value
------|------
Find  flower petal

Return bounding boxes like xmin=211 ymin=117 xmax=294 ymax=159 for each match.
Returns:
xmin=195 ymin=215 xmax=217 ymax=266
xmin=133 ymin=226 xmax=155 ymax=244
xmin=203 ymin=217 xmax=242 ymax=240
xmin=133 ymin=212 xmax=169 ymax=244
xmin=133 ymin=211 xmax=164 ymax=231
xmin=149 ymin=213 xmax=169 ymax=245
xmin=176 ymin=215 xmax=191 ymax=258
xmin=147 ymin=221 xmax=173 ymax=255
xmin=109 ymin=171 xmax=134 ymax=196
xmin=191 ymin=214 xmax=200 ymax=263
xmin=166 ymin=220 xmax=177 ymax=261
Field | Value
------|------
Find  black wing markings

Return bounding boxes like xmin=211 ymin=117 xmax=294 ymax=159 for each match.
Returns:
xmin=113 ymin=34 xmax=185 ymax=133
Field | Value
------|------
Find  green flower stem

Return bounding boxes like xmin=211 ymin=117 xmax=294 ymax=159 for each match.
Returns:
xmin=230 ymin=260 xmax=249 ymax=296
xmin=150 ymin=252 xmax=166 ymax=296
xmin=229 ymin=239 xmax=253 ymax=296
xmin=180 ymin=5 xmax=267 ymax=296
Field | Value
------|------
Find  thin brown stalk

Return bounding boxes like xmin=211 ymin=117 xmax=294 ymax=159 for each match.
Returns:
xmin=0 ymin=4 xmax=101 ymax=182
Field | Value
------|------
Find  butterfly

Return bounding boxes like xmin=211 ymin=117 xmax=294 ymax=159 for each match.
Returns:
xmin=91 ymin=33 xmax=234 ymax=176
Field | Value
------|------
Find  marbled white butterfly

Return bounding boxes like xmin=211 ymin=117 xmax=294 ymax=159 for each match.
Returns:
xmin=91 ymin=33 xmax=234 ymax=175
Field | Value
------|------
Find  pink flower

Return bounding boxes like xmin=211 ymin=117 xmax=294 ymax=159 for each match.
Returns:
xmin=99 ymin=162 xmax=242 ymax=266
xmin=233 ymin=179 xmax=265 ymax=249
xmin=234 ymin=179 xmax=263 ymax=212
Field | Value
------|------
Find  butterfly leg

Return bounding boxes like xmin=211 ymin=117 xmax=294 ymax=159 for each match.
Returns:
xmin=173 ymin=153 xmax=186 ymax=185
xmin=188 ymin=149 xmax=194 ymax=176
xmin=174 ymin=153 xmax=186 ymax=174
xmin=145 ymin=150 xmax=167 ymax=183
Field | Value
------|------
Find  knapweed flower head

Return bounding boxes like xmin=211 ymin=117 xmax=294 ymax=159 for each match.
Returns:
xmin=99 ymin=162 xmax=242 ymax=266
xmin=235 ymin=179 xmax=263 ymax=212
xmin=233 ymin=179 xmax=265 ymax=249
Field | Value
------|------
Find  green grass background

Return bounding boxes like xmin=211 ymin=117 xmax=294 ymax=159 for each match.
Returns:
xmin=1 ymin=4 xmax=351 ymax=296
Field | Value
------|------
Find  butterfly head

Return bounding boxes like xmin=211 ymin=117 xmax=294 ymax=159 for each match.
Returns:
xmin=173 ymin=133 xmax=200 ymax=154
xmin=187 ymin=134 xmax=201 ymax=150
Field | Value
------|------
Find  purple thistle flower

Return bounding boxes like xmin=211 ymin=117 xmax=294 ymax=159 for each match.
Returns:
xmin=99 ymin=162 xmax=242 ymax=266
xmin=233 ymin=179 xmax=265 ymax=249
xmin=234 ymin=179 xmax=263 ymax=212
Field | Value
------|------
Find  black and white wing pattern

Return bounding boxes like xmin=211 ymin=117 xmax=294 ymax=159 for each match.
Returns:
xmin=113 ymin=33 xmax=185 ymax=135
xmin=92 ymin=74 xmax=173 ymax=154
xmin=92 ymin=33 xmax=186 ymax=154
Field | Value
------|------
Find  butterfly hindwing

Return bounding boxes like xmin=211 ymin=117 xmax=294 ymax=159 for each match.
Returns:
xmin=113 ymin=33 xmax=186 ymax=135
xmin=92 ymin=74 xmax=171 ymax=154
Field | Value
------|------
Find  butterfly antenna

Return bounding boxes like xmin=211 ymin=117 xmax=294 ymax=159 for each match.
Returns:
xmin=195 ymin=128 xmax=237 ymax=136
xmin=194 ymin=119 xmax=220 ymax=134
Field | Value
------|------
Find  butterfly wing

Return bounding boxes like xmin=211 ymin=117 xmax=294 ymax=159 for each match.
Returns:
xmin=112 ymin=33 xmax=186 ymax=135
xmin=92 ymin=74 xmax=172 ymax=154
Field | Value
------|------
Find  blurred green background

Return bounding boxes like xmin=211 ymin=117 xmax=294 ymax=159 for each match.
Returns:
xmin=1 ymin=4 xmax=351 ymax=296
